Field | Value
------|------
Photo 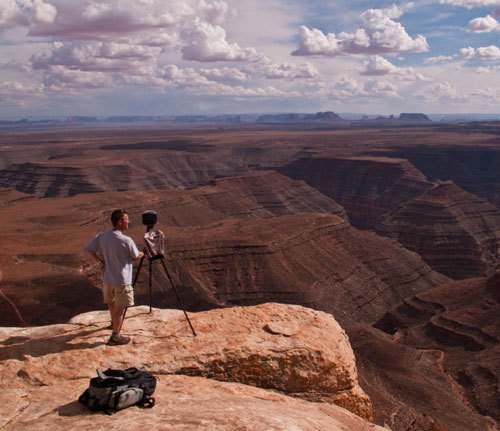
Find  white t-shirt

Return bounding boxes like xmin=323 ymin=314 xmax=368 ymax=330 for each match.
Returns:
xmin=85 ymin=230 xmax=140 ymax=285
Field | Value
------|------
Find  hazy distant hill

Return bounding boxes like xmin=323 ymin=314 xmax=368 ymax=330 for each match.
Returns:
xmin=256 ymin=111 xmax=345 ymax=123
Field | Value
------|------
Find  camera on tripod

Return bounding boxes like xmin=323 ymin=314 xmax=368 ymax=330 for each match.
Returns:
xmin=141 ymin=211 xmax=164 ymax=258
xmin=133 ymin=210 xmax=196 ymax=336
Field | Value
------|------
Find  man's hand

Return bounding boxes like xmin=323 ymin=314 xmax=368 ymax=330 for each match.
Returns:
xmin=86 ymin=250 xmax=105 ymax=268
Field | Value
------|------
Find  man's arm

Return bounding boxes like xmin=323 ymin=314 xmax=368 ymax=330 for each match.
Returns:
xmin=85 ymin=250 xmax=105 ymax=267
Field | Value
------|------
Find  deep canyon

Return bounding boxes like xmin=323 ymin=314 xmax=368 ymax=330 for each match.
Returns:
xmin=1 ymin=122 xmax=499 ymax=431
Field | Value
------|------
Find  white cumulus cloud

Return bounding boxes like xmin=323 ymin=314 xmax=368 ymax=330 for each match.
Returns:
xmin=42 ymin=65 xmax=114 ymax=89
xmin=467 ymin=15 xmax=500 ymax=32
xmin=439 ymin=0 xmax=498 ymax=8
xmin=461 ymin=45 xmax=500 ymax=59
xmin=30 ymin=41 xmax=161 ymax=75
xmin=26 ymin=0 xmax=229 ymax=43
xmin=188 ymin=83 xmax=298 ymax=97
xmin=360 ymin=56 xmax=430 ymax=81
xmin=330 ymin=76 xmax=399 ymax=99
xmin=243 ymin=55 xmax=319 ymax=80
xmin=180 ymin=19 xmax=257 ymax=61
xmin=161 ymin=64 xmax=301 ymax=97
xmin=415 ymin=81 xmax=465 ymax=104
xmin=292 ymin=5 xmax=428 ymax=57
xmin=32 ymin=0 xmax=57 ymax=24
xmin=476 ymin=64 xmax=500 ymax=72
xmin=0 ymin=0 xmax=30 ymax=30
xmin=469 ymin=87 xmax=500 ymax=103
xmin=0 ymin=80 xmax=45 ymax=107
xmin=162 ymin=64 xmax=211 ymax=86
xmin=199 ymin=66 xmax=248 ymax=82
xmin=424 ymin=55 xmax=456 ymax=63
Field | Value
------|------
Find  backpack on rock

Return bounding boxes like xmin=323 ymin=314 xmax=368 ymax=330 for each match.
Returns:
xmin=78 ymin=367 xmax=156 ymax=413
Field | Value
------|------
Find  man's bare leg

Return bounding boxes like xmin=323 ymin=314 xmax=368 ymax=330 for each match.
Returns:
xmin=108 ymin=302 xmax=125 ymax=334
xmin=107 ymin=302 xmax=130 ymax=345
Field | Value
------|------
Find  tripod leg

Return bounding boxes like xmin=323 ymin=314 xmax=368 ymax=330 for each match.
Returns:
xmin=133 ymin=255 xmax=145 ymax=287
xmin=158 ymin=258 xmax=196 ymax=337
xmin=149 ymin=258 xmax=153 ymax=314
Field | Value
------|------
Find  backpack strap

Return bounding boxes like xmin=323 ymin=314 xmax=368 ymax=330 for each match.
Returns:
xmin=97 ymin=369 xmax=126 ymax=382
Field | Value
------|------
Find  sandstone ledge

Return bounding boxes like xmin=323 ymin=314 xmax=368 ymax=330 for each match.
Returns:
xmin=1 ymin=376 xmax=386 ymax=431
xmin=0 ymin=303 xmax=376 ymax=428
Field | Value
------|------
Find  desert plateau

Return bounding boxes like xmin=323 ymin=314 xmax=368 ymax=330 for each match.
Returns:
xmin=1 ymin=121 xmax=499 ymax=431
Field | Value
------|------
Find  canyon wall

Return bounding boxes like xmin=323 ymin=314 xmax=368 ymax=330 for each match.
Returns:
xmin=366 ymin=146 xmax=500 ymax=209
xmin=154 ymin=213 xmax=448 ymax=330
xmin=280 ymin=156 xmax=433 ymax=229
xmin=376 ymin=181 xmax=500 ymax=279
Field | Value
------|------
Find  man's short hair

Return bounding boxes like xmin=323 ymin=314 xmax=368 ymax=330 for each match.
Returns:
xmin=111 ymin=209 xmax=127 ymax=227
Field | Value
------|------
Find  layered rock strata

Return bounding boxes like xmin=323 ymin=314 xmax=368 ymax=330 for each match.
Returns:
xmin=158 ymin=213 xmax=448 ymax=329
xmin=280 ymin=156 xmax=433 ymax=229
xmin=0 ymin=303 xmax=378 ymax=428
xmin=0 ymin=163 xmax=104 ymax=197
xmin=376 ymin=181 xmax=500 ymax=279
xmin=195 ymin=170 xmax=347 ymax=219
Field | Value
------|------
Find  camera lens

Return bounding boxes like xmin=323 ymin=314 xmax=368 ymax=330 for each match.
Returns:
xmin=142 ymin=210 xmax=157 ymax=227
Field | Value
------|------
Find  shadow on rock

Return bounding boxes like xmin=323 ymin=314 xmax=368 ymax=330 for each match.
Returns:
xmin=55 ymin=400 xmax=95 ymax=417
xmin=0 ymin=326 xmax=106 ymax=361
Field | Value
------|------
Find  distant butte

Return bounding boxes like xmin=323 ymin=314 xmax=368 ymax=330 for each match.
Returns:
xmin=256 ymin=111 xmax=346 ymax=123
xmin=398 ymin=113 xmax=431 ymax=121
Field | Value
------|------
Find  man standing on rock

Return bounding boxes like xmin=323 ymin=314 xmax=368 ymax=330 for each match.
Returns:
xmin=85 ymin=209 xmax=144 ymax=346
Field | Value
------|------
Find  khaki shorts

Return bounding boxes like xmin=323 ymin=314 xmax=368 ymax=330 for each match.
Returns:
xmin=102 ymin=283 xmax=134 ymax=308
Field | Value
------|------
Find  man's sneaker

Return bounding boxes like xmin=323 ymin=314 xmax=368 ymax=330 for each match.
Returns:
xmin=107 ymin=334 xmax=130 ymax=346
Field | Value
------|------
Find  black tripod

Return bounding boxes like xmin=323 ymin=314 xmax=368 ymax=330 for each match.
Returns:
xmin=123 ymin=225 xmax=197 ymax=337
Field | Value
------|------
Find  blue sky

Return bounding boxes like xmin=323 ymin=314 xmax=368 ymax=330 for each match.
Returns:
xmin=1 ymin=0 xmax=500 ymax=117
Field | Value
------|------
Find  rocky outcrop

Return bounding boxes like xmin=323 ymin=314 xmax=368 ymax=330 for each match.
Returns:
xmin=280 ymin=156 xmax=433 ymax=229
xmin=370 ymin=271 xmax=500 ymax=430
xmin=0 ymin=303 xmax=380 ymax=429
xmin=376 ymin=181 xmax=500 ymax=279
